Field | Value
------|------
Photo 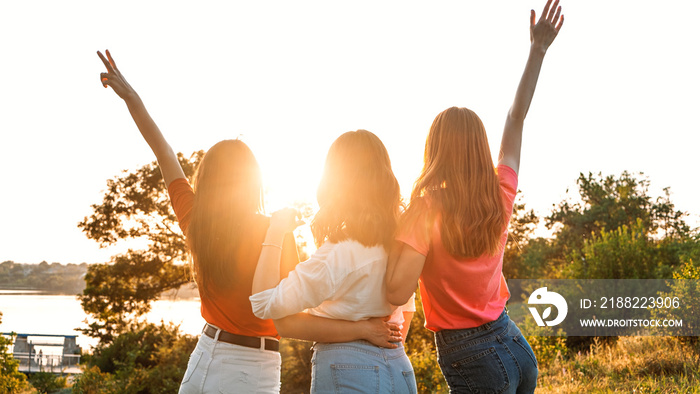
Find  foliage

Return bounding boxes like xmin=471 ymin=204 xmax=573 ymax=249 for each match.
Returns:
xmin=536 ymin=336 xmax=700 ymax=392
xmin=520 ymin=316 xmax=568 ymax=369
xmin=279 ymin=339 xmax=313 ymax=393
xmin=564 ymin=220 xmax=662 ymax=279
xmin=71 ymin=366 xmax=116 ymax=394
xmin=78 ymin=151 xmax=203 ymax=259
xmin=405 ymin=291 xmax=448 ymax=393
xmin=0 ymin=312 xmax=30 ymax=393
xmin=73 ymin=322 xmax=197 ymax=394
xmin=651 ymin=255 xmax=700 ymax=338
xmin=545 ymin=172 xmax=689 ymax=270
xmin=77 ymin=153 xmax=203 ymax=342
xmin=27 ymin=372 xmax=66 ymax=394
xmin=501 ymin=172 xmax=694 ymax=281
xmin=0 ymin=261 xmax=88 ymax=294
xmin=78 ymin=251 xmax=191 ymax=343
xmin=503 ymin=193 xmax=541 ymax=279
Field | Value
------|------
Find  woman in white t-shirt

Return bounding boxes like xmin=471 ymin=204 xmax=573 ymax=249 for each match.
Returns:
xmin=250 ymin=129 xmax=416 ymax=393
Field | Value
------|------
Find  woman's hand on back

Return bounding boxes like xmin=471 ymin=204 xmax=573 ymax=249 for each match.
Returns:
xmin=98 ymin=50 xmax=137 ymax=101
xmin=530 ymin=0 xmax=564 ymax=53
xmin=361 ymin=316 xmax=403 ymax=349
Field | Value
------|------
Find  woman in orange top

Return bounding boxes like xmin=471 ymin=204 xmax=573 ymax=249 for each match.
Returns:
xmin=97 ymin=50 xmax=401 ymax=394
xmin=385 ymin=1 xmax=564 ymax=392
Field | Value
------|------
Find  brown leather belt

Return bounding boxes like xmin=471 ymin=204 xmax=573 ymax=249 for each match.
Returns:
xmin=202 ymin=324 xmax=279 ymax=352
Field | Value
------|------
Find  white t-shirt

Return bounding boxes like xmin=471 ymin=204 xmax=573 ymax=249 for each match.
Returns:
xmin=250 ymin=240 xmax=415 ymax=326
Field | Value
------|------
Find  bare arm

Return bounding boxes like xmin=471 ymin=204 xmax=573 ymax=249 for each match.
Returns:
xmin=498 ymin=0 xmax=564 ymax=175
xmin=385 ymin=241 xmax=425 ymax=306
xmin=251 ymin=208 xmax=300 ymax=294
xmin=274 ymin=314 xmax=403 ymax=349
xmin=98 ymin=50 xmax=185 ymax=186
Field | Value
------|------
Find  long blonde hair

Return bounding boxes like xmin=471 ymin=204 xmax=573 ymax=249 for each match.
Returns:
xmin=311 ymin=130 xmax=401 ymax=250
xmin=403 ymin=107 xmax=507 ymax=258
xmin=186 ymin=140 xmax=263 ymax=295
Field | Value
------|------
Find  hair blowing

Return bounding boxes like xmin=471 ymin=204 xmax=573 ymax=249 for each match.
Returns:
xmin=311 ymin=130 xmax=401 ymax=250
xmin=186 ymin=140 xmax=263 ymax=296
xmin=403 ymin=107 xmax=507 ymax=259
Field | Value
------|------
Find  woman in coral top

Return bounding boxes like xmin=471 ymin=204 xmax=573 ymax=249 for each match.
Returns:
xmin=385 ymin=1 xmax=564 ymax=393
xmin=97 ymin=51 xmax=401 ymax=394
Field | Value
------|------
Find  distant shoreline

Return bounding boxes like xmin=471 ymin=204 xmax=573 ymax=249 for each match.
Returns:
xmin=0 ymin=286 xmax=200 ymax=300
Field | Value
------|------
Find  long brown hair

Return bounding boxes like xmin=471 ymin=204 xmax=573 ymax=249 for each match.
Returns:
xmin=311 ymin=130 xmax=401 ymax=250
xmin=186 ymin=140 xmax=263 ymax=295
xmin=403 ymin=107 xmax=507 ymax=258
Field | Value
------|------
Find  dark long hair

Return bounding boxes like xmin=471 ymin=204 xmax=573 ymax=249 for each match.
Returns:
xmin=311 ymin=130 xmax=401 ymax=250
xmin=186 ymin=140 xmax=263 ymax=295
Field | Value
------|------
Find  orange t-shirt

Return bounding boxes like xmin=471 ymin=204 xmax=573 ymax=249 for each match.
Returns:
xmin=168 ymin=178 xmax=298 ymax=338
xmin=396 ymin=165 xmax=518 ymax=332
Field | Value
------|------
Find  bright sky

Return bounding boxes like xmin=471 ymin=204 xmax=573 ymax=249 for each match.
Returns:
xmin=1 ymin=1 xmax=698 ymax=265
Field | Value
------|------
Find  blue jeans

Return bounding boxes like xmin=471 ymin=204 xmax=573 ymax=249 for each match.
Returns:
xmin=435 ymin=310 xmax=538 ymax=394
xmin=311 ymin=340 xmax=417 ymax=394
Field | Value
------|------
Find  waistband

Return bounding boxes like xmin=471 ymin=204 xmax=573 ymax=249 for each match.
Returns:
xmin=202 ymin=323 xmax=279 ymax=352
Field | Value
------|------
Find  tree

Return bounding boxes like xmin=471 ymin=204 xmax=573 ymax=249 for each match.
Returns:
xmin=564 ymin=220 xmax=662 ymax=279
xmin=0 ymin=312 xmax=29 ymax=393
xmin=546 ymin=172 xmax=689 ymax=261
xmin=79 ymin=151 xmax=203 ymax=261
xmin=77 ymin=152 xmax=203 ymax=342
xmin=79 ymin=251 xmax=193 ymax=343
xmin=502 ymin=172 xmax=694 ymax=280
xmin=502 ymin=193 xmax=544 ymax=279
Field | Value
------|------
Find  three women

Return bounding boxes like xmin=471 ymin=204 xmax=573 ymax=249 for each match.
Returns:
xmin=98 ymin=0 xmax=563 ymax=392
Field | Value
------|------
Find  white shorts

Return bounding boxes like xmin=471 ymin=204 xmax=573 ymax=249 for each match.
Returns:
xmin=178 ymin=330 xmax=281 ymax=394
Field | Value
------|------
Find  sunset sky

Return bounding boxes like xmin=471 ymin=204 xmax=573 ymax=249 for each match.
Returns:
xmin=1 ymin=1 xmax=698 ymax=264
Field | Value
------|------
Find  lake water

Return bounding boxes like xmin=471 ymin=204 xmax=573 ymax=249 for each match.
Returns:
xmin=0 ymin=291 xmax=205 ymax=352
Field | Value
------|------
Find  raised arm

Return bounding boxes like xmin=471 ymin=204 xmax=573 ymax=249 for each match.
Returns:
xmin=98 ymin=50 xmax=185 ymax=186
xmin=498 ymin=0 xmax=564 ymax=175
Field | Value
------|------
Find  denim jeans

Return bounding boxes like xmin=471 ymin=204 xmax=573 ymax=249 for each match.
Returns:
xmin=178 ymin=332 xmax=282 ymax=394
xmin=435 ymin=310 xmax=538 ymax=394
xmin=311 ymin=340 xmax=417 ymax=394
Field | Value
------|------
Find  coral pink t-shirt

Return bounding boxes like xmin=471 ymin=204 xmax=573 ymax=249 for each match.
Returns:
xmin=396 ymin=165 xmax=518 ymax=332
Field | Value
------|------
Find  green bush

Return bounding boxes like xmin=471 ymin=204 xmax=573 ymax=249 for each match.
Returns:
xmin=28 ymin=372 xmax=66 ymax=394
xmin=71 ymin=366 xmax=116 ymax=394
xmin=72 ymin=322 xmax=197 ymax=394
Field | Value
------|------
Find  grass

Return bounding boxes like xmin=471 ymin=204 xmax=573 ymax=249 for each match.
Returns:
xmin=536 ymin=336 xmax=700 ymax=393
